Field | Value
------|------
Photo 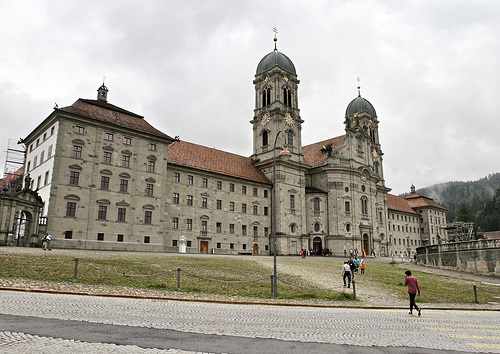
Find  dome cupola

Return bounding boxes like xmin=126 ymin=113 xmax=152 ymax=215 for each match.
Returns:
xmin=256 ymin=50 xmax=296 ymax=76
xmin=345 ymin=94 xmax=377 ymax=118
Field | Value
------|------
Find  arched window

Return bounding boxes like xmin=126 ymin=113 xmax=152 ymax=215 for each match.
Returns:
xmin=361 ymin=197 xmax=368 ymax=215
xmin=262 ymin=130 xmax=268 ymax=146
xmin=287 ymin=130 xmax=294 ymax=147
xmin=262 ymin=87 xmax=271 ymax=107
xmin=313 ymin=198 xmax=320 ymax=212
xmin=283 ymin=87 xmax=292 ymax=107
xmin=346 ymin=223 xmax=351 ymax=232
xmin=374 ymin=161 xmax=379 ymax=174
xmin=314 ymin=223 xmax=320 ymax=232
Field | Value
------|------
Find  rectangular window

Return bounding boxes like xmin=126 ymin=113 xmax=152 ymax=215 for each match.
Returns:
xmin=65 ymin=230 xmax=73 ymax=239
xmin=264 ymin=227 xmax=269 ymax=237
xmin=100 ymin=176 xmax=110 ymax=190
xmin=242 ymin=186 xmax=247 ymax=194
xmin=230 ymin=224 xmax=234 ymax=234
xmin=69 ymin=171 xmax=79 ymax=185
xmin=253 ymin=188 xmax=258 ymax=197
xmin=105 ymin=133 xmax=113 ymax=141
xmin=97 ymin=205 xmax=107 ymax=220
xmin=230 ymin=243 xmax=234 ymax=250
xmin=147 ymin=160 xmax=155 ymax=172
xmin=51 ymin=127 xmax=55 ymax=136
xmin=187 ymin=241 xmax=192 ymax=247
xmin=188 ymin=175 xmax=193 ymax=185
xmin=148 ymin=143 xmax=157 ymax=151
xmin=43 ymin=132 xmax=47 ymax=141
xmin=117 ymin=234 xmax=124 ymax=242
xmin=120 ymin=179 xmax=128 ymax=192
xmin=216 ymin=222 xmax=222 ymax=233
xmin=146 ymin=183 xmax=154 ymax=196
xmin=66 ymin=202 xmax=76 ymax=217
xmin=217 ymin=181 xmax=222 ymax=190
xmin=173 ymin=172 xmax=180 ymax=183
xmin=186 ymin=219 xmax=192 ymax=230
xmin=121 ymin=155 xmax=130 ymax=167
xmin=97 ymin=233 xmax=104 ymax=241
xmin=102 ymin=151 xmax=112 ymax=164
xmin=172 ymin=192 xmax=179 ymax=204
xmin=171 ymin=217 xmax=178 ymax=229
xmin=253 ymin=205 xmax=258 ymax=215
xmin=217 ymin=242 xmax=221 ymax=248
xmin=201 ymin=220 xmax=207 ymax=232
xmin=187 ymin=195 xmax=193 ymax=206
xmin=36 ymin=139 xmax=40 ymax=147
xmin=264 ymin=207 xmax=269 ymax=216
xmin=229 ymin=201 xmax=234 ymax=211
xmin=264 ymin=190 xmax=268 ymax=198
xmin=47 ymin=145 xmax=53 ymax=158
xmin=290 ymin=195 xmax=295 ymax=210
xmin=37 ymin=176 xmax=41 ymax=189
xmin=123 ymin=137 xmax=131 ymax=145
xmin=145 ymin=211 xmax=153 ymax=224
xmin=118 ymin=208 xmax=126 ymax=222
xmin=201 ymin=197 xmax=208 ymax=208
xmin=172 ymin=240 xmax=178 ymax=247
xmin=242 ymin=225 xmax=247 ymax=235
xmin=33 ymin=156 xmax=37 ymax=168
xmin=40 ymin=151 xmax=45 ymax=163
xmin=144 ymin=236 xmax=150 ymax=243
xmin=345 ymin=201 xmax=351 ymax=213
xmin=242 ymin=203 xmax=247 ymax=213
xmin=216 ymin=199 xmax=222 ymax=210
xmin=72 ymin=145 xmax=82 ymax=158
xmin=243 ymin=244 xmax=247 ymax=250
xmin=253 ymin=226 xmax=258 ymax=236
xmin=230 ymin=183 xmax=234 ymax=192
xmin=202 ymin=178 xmax=208 ymax=188
xmin=75 ymin=126 xmax=84 ymax=134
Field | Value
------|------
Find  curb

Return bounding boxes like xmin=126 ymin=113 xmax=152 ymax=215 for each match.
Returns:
xmin=1 ymin=287 xmax=498 ymax=311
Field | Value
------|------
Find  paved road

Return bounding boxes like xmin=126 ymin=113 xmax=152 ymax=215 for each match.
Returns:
xmin=1 ymin=290 xmax=499 ymax=353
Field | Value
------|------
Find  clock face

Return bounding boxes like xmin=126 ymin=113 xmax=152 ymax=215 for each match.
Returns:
xmin=264 ymin=76 xmax=270 ymax=83
xmin=372 ymin=149 xmax=378 ymax=158
xmin=285 ymin=113 xmax=294 ymax=126
xmin=284 ymin=75 xmax=289 ymax=83
xmin=261 ymin=113 xmax=270 ymax=126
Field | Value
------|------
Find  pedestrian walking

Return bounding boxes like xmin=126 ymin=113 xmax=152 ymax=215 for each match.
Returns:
xmin=353 ymin=256 xmax=361 ymax=274
xmin=404 ymin=270 xmax=421 ymax=316
xmin=342 ymin=261 xmax=351 ymax=288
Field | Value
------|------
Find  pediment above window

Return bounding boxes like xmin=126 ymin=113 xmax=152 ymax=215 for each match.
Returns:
xmin=69 ymin=164 xmax=82 ymax=170
xmin=147 ymin=155 xmax=157 ymax=161
xmin=116 ymin=201 xmax=129 ymax=207
xmin=72 ymin=138 xmax=85 ymax=145
xmin=103 ymin=145 xmax=114 ymax=151
xmin=119 ymin=172 xmax=131 ymax=178
xmin=143 ymin=204 xmax=155 ymax=210
xmin=96 ymin=199 xmax=111 ymax=204
xmin=288 ymin=189 xmax=298 ymax=193
xmin=200 ymin=215 xmax=210 ymax=220
xmin=100 ymin=169 xmax=112 ymax=175
xmin=201 ymin=192 xmax=210 ymax=197
xmin=251 ymin=221 xmax=260 ymax=225
xmin=145 ymin=177 xmax=156 ymax=183
xmin=121 ymin=149 xmax=132 ymax=156
xmin=64 ymin=194 xmax=80 ymax=201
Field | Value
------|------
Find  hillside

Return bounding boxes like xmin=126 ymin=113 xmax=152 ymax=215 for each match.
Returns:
xmin=400 ymin=173 xmax=500 ymax=227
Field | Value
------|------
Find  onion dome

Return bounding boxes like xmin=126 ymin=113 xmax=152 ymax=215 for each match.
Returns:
xmin=345 ymin=94 xmax=377 ymax=118
xmin=256 ymin=50 xmax=296 ymax=76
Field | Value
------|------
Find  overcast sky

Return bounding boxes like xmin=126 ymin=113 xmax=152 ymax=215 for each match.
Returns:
xmin=1 ymin=0 xmax=499 ymax=195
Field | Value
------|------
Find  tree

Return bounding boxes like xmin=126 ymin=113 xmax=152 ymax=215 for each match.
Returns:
xmin=455 ymin=203 xmax=475 ymax=223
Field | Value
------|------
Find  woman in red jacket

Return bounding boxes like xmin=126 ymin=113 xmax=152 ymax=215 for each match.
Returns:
xmin=404 ymin=270 xmax=421 ymax=316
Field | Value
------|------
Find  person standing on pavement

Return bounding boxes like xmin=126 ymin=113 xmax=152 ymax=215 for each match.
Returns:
xmin=342 ymin=261 xmax=351 ymax=288
xmin=404 ymin=270 xmax=421 ymax=316
xmin=45 ymin=233 xmax=52 ymax=251
xmin=353 ymin=256 xmax=361 ymax=274
xmin=360 ymin=259 xmax=365 ymax=274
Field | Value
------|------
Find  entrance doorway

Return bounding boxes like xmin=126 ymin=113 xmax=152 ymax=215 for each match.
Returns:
xmin=200 ymin=241 xmax=208 ymax=254
xmin=12 ymin=210 xmax=32 ymax=247
xmin=363 ymin=233 xmax=369 ymax=254
xmin=253 ymin=244 xmax=258 ymax=255
xmin=313 ymin=237 xmax=322 ymax=255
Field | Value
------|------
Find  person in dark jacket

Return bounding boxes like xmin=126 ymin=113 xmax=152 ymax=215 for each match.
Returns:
xmin=404 ymin=270 xmax=421 ymax=316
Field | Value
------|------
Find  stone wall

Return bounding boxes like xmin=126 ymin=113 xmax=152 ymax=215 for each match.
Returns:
xmin=417 ymin=239 xmax=500 ymax=274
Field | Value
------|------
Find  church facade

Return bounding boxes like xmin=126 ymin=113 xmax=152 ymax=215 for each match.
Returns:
xmin=16 ymin=40 xmax=446 ymax=256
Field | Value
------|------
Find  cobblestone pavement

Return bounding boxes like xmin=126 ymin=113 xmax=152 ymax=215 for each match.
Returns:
xmin=1 ymin=290 xmax=499 ymax=353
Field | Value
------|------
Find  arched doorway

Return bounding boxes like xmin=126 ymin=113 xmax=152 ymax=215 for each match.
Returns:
xmin=12 ymin=210 xmax=32 ymax=247
xmin=362 ymin=233 xmax=369 ymax=255
xmin=253 ymin=243 xmax=258 ymax=255
xmin=313 ymin=236 xmax=322 ymax=255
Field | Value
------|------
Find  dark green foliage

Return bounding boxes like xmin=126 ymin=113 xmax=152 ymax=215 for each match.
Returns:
xmin=476 ymin=187 xmax=500 ymax=232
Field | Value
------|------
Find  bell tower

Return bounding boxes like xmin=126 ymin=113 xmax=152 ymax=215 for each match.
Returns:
xmin=251 ymin=32 xmax=303 ymax=165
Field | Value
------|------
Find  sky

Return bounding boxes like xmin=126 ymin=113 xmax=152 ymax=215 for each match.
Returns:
xmin=1 ymin=0 xmax=499 ymax=195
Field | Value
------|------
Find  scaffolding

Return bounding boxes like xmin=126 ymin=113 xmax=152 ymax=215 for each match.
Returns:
xmin=442 ymin=222 xmax=475 ymax=242
xmin=2 ymin=138 xmax=25 ymax=189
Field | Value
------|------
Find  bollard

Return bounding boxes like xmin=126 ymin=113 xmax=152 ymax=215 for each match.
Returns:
xmin=352 ymin=279 xmax=356 ymax=299
xmin=473 ymin=284 xmax=478 ymax=303
xmin=73 ymin=258 xmax=79 ymax=283
xmin=177 ymin=267 xmax=181 ymax=291
xmin=270 ymin=274 xmax=274 ymax=297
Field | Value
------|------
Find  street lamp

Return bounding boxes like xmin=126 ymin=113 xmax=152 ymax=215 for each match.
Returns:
xmin=272 ymin=131 xmax=292 ymax=298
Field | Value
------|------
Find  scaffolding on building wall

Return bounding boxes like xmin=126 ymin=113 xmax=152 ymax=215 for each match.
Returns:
xmin=1 ymin=139 xmax=25 ymax=190
xmin=442 ymin=222 xmax=475 ymax=242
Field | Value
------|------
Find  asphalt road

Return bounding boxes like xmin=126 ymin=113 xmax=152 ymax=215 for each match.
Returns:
xmin=1 ymin=290 xmax=499 ymax=353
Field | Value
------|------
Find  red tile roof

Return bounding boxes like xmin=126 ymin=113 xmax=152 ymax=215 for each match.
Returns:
xmin=405 ymin=193 xmax=447 ymax=210
xmin=59 ymin=99 xmax=173 ymax=140
xmin=167 ymin=140 xmax=271 ymax=184
xmin=302 ymin=135 xmax=346 ymax=168
xmin=387 ymin=193 xmax=419 ymax=214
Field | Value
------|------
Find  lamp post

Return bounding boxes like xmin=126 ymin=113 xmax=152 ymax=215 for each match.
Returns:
xmin=272 ymin=131 xmax=292 ymax=298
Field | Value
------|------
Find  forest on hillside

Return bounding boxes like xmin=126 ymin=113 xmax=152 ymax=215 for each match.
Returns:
xmin=400 ymin=172 xmax=500 ymax=232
